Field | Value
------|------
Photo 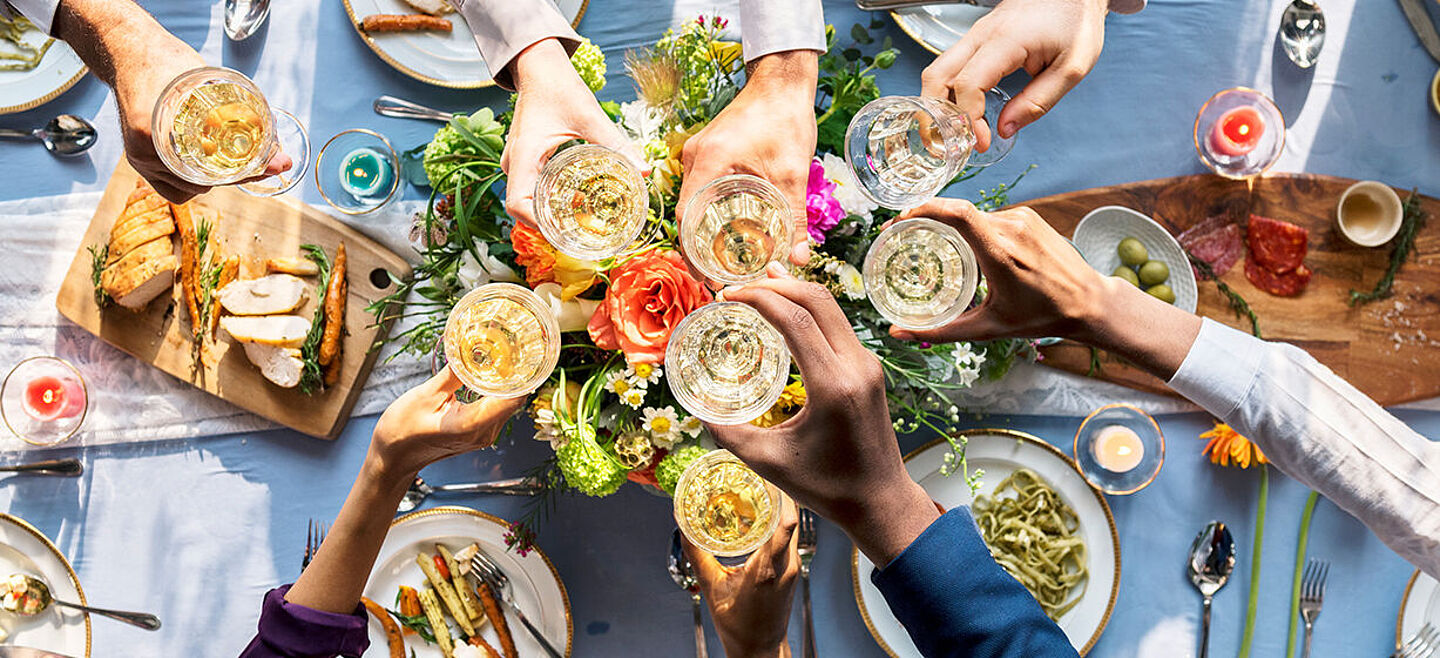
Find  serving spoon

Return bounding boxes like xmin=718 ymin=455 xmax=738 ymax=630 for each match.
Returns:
xmin=4 ymin=574 xmax=160 ymax=630
xmin=1188 ymin=521 xmax=1236 ymax=658
xmin=0 ymin=115 xmax=97 ymax=157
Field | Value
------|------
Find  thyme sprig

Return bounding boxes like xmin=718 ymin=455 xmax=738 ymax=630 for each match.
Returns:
xmin=87 ymin=243 xmax=110 ymax=307
xmin=1188 ymin=251 xmax=1261 ymax=338
xmin=1349 ymin=189 xmax=1427 ymax=307
xmin=298 ymin=244 xmax=333 ymax=394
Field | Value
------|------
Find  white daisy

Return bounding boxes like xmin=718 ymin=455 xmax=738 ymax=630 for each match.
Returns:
xmin=642 ymin=406 xmax=682 ymax=449
xmin=821 ymin=152 xmax=878 ymax=221
xmin=679 ymin=415 xmax=703 ymax=438
xmin=630 ymin=362 xmax=663 ymax=385
xmin=834 ymin=262 xmax=865 ymax=300
xmin=605 ymin=370 xmax=635 ymax=397
xmin=621 ymin=388 xmax=646 ymax=409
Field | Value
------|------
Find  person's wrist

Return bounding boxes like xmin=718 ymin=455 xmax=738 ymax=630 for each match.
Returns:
xmin=841 ymin=478 xmax=940 ymax=568
xmin=743 ymin=50 xmax=819 ymax=99
xmin=718 ymin=627 xmax=790 ymax=658
xmin=511 ymin=38 xmax=581 ymax=92
xmin=361 ymin=446 xmax=421 ymax=492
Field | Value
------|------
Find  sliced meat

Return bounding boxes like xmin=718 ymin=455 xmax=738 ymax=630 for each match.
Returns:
xmin=1247 ymin=214 xmax=1309 ymax=274
xmin=220 ymin=315 xmax=311 ymax=348
xmin=1245 ymin=258 xmax=1312 ymax=297
xmin=242 ymin=342 xmax=304 ymax=388
xmin=217 ymin=274 xmax=309 ymax=316
xmin=107 ymin=211 xmax=177 ymax=262
xmin=1181 ymin=219 xmax=1244 ymax=278
xmin=101 ymin=237 xmax=178 ymax=310
xmin=1178 ymin=214 xmax=1235 ymax=244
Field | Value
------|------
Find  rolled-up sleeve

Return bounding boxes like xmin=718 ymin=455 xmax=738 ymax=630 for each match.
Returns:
xmin=737 ymin=0 xmax=826 ymax=62
xmin=239 ymin=585 xmax=371 ymax=658
xmin=450 ymin=0 xmax=580 ymax=90
xmin=7 ymin=0 xmax=60 ymax=34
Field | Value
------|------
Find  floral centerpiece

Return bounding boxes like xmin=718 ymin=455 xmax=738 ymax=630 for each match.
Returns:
xmin=373 ymin=16 xmax=1037 ymax=552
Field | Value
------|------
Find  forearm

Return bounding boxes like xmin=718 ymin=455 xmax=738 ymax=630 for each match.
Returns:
xmin=52 ymin=0 xmax=170 ymax=86
xmin=838 ymin=480 xmax=941 ymax=569
xmin=744 ymin=49 xmax=819 ymax=99
xmin=1075 ymin=278 xmax=1203 ymax=380
xmin=718 ymin=637 xmax=791 ymax=658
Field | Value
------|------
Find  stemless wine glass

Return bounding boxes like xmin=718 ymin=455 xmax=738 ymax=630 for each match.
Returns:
xmin=844 ymin=89 xmax=1016 ymax=210
xmin=680 ymin=175 xmax=792 ymax=285
xmin=1193 ymin=87 xmax=1285 ymax=180
xmin=666 ymin=302 xmax=791 ymax=425
xmin=1 ymin=356 xmax=88 ymax=446
xmin=1073 ymin=403 xmax=1165 ymax=495
xmin=443 ymin=283 xmax=560 ymax=399
xmin=315 ymin=129 xmax=400 ymax=215
xmin=533 ymin=143 xmax=649 ymax=260
xmin=151 ymin=67 xmax=310 ymax=197
xmin=863 ymin=218 xmax=980 ymax=330
xmin=673 ymin=449 xmax=781 ymax=564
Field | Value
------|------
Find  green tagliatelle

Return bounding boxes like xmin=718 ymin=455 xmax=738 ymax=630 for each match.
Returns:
xmin=972 ymin=469 xmax=1089 ymax=620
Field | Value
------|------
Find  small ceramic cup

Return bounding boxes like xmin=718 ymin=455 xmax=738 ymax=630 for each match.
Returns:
xmin=1336 ymin=181 xmax=1403 ymax=247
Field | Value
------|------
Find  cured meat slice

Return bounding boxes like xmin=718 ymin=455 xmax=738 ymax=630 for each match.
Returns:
xmin=1179 ymin=214 xmax=1236 ymax=244
xmin=1247 ymin=214 xmax=1309 ymax=274
xmin=1245 ymin=258 xmax=1311 ymax=297
xmin=1181 ymin=219 xmax=1244 ymax=277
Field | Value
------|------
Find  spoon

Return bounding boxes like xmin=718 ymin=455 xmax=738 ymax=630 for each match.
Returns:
xmin=225 ymin=0 xmax=271 ymax=41
xmin=1279 ymin=0 xmax=1325 ymax=69
xmin=4 ymin=574 xmax=160 ymax=630
xmin=374 ymin=95 xmax=456 ymax=123
xmin=1187 ymin=521 xmax=1236 ymax=658
xmin=396 ymin=476 xmax=544 ymax=513
xmin=0 ymin=458 xmax=83 ymax=477
xmin=0 ymin=115 xmax=98 ymax=157
xmin=669 ymin=529 xmax=708 ymax=658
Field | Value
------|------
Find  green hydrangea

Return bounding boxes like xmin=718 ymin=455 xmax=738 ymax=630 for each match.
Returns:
xmin=656 ymin=445 xmax=710 ymax=496
xmin=422 ymin=107 xmax=504 ymax=191
xmin=571 ymin=38 xmax=607 ymax=93
xmin=557 ymin=433 xmax=627 ymax=497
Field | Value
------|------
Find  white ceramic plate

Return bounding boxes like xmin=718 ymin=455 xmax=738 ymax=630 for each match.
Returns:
xmin=364 ymin=506 xmax=572 ymax=656
xmin=852 ymin=430 xmax=1119 ymax=656
xmin=0 ymin=29 xmax=86 ymax=115
xmin=1397 ymin=570 xmax=1439 ymax=649
xmin=1072 ymin=205 xmax=1199 ymax=314
xmin=341 ymin=0 xmax=588 ymax=88
xmin=0 ymin=514 xmax=90 ymax=656
xmin=891 ymin=6 xmax=992 ymax=56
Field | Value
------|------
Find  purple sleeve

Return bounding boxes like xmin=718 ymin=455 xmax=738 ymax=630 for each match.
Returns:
xmin=238 ymin=585 xmax=371 ymax=658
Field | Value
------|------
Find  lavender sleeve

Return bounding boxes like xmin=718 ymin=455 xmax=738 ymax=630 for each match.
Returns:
xmin=238 ymin=585 xmax=371 ymax=658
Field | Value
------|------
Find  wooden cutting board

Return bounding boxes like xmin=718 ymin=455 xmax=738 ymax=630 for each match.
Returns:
xmin=55 ymin=161 xmax=412 ymax=440
xmin=1021 ymin=173 xmax=1440 ymax=407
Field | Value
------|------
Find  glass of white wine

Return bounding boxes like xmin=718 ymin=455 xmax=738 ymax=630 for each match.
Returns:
xmin=673 ymin=449 xmax=781 ymax=563
xmin=533 ymin=143 xmax=649 ymax=260
xmin=844 ymin=89 xmax=1015 ymax=210
xmin=151 ymin=67 xmax=310 ymax=197
xmin=666 ymin=302 xmax=790 ymax=425
xmin=443 ymin=283 xmax=560 ymax=399
xmin=863 ymin=218 xmax=979 ymax=330
xmin=680 ymin=175 xmax=792 ymax=285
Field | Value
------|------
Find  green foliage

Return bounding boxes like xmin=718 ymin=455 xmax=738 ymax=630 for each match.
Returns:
xmin=654 ymin=16 xmax=743 ymax=122
xmin=1350 ymin=189 xmax=1426 ymax=306
xmin=422 ymin=108 xmax=505 ymax=191
xmin=656 ymin=445 xmax=710 ymax=496
xmin=815 ymin=23 xmax=898 ymax=155
xmin=88 ymin=243 xmax=109 ymax=307
xmin=571 ymin=37 xmax=608 ymax=93
xmin=556 ymin=431 xmax=627 ymax=497
xmin=298 ymin=244 xmax=332 ymax=394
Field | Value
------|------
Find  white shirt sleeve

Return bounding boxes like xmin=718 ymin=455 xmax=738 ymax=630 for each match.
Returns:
xmin=449 ymin=0 xmax=580 ymax=90
xmin=6 ymin=0 xmax=60 ymax=34
xmin=975 ymin=0 xmax=1145 ymax=14
xmin=738 ymin=0 xmax=826 ymax=62
xmin=1168 ymin=318 xmax=1440 ymax=579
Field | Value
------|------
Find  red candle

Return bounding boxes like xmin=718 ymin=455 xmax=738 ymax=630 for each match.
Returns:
xmin=1209 ymin=106 xmax=1266 ymax=157
xmin=23 ymin=375 xmax=84 ymax=421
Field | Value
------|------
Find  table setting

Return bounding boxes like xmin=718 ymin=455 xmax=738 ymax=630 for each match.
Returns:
xmin=0 ymin=0 xmax=1438 ymax=656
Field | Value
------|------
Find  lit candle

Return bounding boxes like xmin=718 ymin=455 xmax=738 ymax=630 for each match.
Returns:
xmin=23 ymin=375 xmax=84 ymax=422
xmin=338 ymin=147 xmax=393 ymax=199
xmin=1209 ymin=106 xmax=1266 ymax=157
xmin=1092 ymin=424 xmax=1145 ymax=473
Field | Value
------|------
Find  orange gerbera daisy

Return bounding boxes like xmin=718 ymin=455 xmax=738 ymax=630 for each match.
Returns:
xmin=511 ymin=221 xmax=556 ymax=287
xmin=1200 ymin=422 xmax=1268 ymax=469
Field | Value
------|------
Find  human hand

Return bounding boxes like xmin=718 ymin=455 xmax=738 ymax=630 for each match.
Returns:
xmin=921 ymin=0 xmax=1107 ymax=148
xmin=678 ymin=50 xmax=819 ymax=272
xmin=368 ymin=369 xmax=526 ymax=480
xmin=683 ymin=495 xmax=799 ymax=658
xmin=504 ymin=38 xmax=644 ymax=227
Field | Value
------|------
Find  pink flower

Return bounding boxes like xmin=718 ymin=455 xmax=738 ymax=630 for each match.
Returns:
xmin=805 ymin=158 xmax=845 ymax=244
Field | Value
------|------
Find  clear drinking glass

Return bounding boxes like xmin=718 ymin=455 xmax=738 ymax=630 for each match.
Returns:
xmin=315 ymin=129 xmax=400 ymax=215
xmin=1193 ymin=87 xmax=1285 ymax=180
xmin=673 ymin=449 xmax=781 ymax=563
xmin=1073 ymin=403 xmax=1165 ymax=495
xmin=1 ymin=356 xmax=88 ymax=446
xmin=863 ymin=218 xmax=980 ymax=330
xmin=665 ymin=302 xmax=791 ymax=425
xmin=680 ymin=175 xmax=792 ymax=285
xmin=533 ymin=144 xmax=649 ymax=260
xmin=844 ymin=89 xmax=1016 ymax=210
xmin=151 ymin=67 xmax=310 ymax=196
xmin=443 ymin=283 xmax=560 ymax=399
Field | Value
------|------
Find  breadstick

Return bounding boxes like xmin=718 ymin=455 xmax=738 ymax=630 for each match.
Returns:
xmin=361 ymin=14 xmax=451 ymax=32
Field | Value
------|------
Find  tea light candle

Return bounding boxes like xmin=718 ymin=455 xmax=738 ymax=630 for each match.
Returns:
xmin=338 ymin=147 xmax=393 ymax=199
xmin=1209 ymin=106 xmax=1266 ymax=157
xmin=23 ymin=375 xmax=84 ymax=422
xmin=1092 ymin=424 xmax=1145 ymax=473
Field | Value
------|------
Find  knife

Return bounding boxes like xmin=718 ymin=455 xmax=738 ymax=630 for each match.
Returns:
xmin=1398 ymin=0 xmax=1440 ymax=62
xmin=0 ymin=647 xmax=81 ymax=658
xmin=855 ymin=0 xmax=979 ymax=11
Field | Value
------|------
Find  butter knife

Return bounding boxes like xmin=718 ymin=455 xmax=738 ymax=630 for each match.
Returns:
xmin=855 ymin=0 xmax=979 ymax=10
xmin=1398 ymin=0 xmax=1440 ymax=62
xmin=0 ymin=647 xmax=81 ymax=658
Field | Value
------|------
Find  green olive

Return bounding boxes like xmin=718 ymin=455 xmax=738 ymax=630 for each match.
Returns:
xmin=1117 ymin=237 xmax=1149 ymax=267
xmin=1111 ymin=266 xmax=1140 ymax=287
xmin=1146 ymin=283 xmax=1176 ymax=304
xmin=1138 ymin=260 xmax=1170 ymax=286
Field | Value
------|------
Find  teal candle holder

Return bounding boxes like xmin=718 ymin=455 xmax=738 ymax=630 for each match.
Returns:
xmin=316 ymin=129 xmax=400 ymax=215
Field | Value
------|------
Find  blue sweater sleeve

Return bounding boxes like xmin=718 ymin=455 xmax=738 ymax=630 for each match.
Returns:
xmin=871 ymin=507 xmax=1078 ymax=658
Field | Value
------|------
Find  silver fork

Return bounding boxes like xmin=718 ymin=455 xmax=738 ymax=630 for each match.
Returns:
xmin=1396 ymin=622 xmax=1440 ymax=658
xmin=797 ymin=509 xmax=818 ymax=658
xmin=1299 ymin=558 xmax=1328 ymax=658
xmin=302 ymin=519 xmax=326 ymax=572
xmin=471 ymin=549 xmax=565 ymax=658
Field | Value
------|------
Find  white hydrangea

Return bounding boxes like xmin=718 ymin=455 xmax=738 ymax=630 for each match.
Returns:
xmin=821 ymin=152 xmax=878 ymax=221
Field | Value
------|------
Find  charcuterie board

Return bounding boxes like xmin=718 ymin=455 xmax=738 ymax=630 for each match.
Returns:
xmin=1021 ymin=173 xmax=1440 ymax=407
xmin=54 ymin=161 xmax=412 ymax=439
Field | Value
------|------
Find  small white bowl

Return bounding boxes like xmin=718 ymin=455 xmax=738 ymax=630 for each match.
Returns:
xmin=1431 ymin=68 xmax=1439 ymax=118
xmin=1336 ymin=181 xmax=1403 ymax=247
xmin=1072 ymin=205 xmax=1199 ymax=314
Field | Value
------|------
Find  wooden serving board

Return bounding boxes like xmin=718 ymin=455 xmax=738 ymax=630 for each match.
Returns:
xmin=55 ymin=161 xmax=412 ymax=440
xmin=1021 ymin=173 xmax=1440 ymax=407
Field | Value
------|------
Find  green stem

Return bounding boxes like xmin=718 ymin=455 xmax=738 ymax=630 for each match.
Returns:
xmin=1239 ymin=466 xmax=1270 ymax=658
xmin=1284 ymin=491 xmax=1321 ymax=658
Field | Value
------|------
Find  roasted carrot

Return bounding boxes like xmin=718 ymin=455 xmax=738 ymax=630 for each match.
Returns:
xmin=398 ymin=585 xmax=422 ymax=618
xmin=361 ymin=596 xmax=405 ymax=658
xmin=476 ymin=582 xmax=517 ymax=658
xmin=319 ymin=242 xmax=346 ymax=367
xmin=468 ymin=635 xmax=503 ymax=658
xmin=171 ymin=202 xmax=201 ymax=334
xmin=361 ymin=14 xmax=451 ymax=32
xmin=212 ymin=256 xmax=239 ymax=340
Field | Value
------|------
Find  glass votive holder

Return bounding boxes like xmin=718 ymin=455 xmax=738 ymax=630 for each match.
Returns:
xmin=1074 ymin=403 xmax=1164 ymax=495
xmin=680 ymin=175 xmax=792 ymax=285
xmin=673 ymin=449 xmax=781 ymax=565
xmin=1 ymin=356 xmax=88 ymax=446
xmin=316 ymin=129 xmax=400 ymax=215
xmin=1193 ymin=87 xmax=1285 ymax=180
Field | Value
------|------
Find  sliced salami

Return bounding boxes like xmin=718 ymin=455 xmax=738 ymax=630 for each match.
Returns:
xmin=1247 ymin=214 xmax=1309 ymax=274
xmin=1245 ymin=258 xmax=1311 ymax=296
xmin=1183 ymin=222 xmax=1243 ymax=277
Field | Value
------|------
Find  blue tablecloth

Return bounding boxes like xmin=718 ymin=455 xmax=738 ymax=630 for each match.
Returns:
xmin=1 ymin=0 xmax=1437 ymax=655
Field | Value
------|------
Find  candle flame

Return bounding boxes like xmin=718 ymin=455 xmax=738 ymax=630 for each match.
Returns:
xmin=1117 ymin=445 xmax=1132 ymax=456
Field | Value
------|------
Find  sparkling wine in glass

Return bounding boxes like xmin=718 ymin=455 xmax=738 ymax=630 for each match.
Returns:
xmin=666 ymin=302 xmax=791 ymax=425
xmin=673 ymin=449 xmax=781 ymax=561
xmin=534 ymin=144 xmax=649 ymax=260
xmin=863 ymin=218 xmax=979 ymax=330
xmin=681 ymin=175 xmax=792 ymax=285
xmin=844 ymin=89 xmax=1015 ymax=210
xmin=443 ymin=283 xmax=560 ymax=398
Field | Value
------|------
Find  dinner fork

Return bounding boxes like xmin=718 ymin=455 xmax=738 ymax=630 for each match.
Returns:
xmin=302 ymin=519 xmax=326 ymax=572
xmin=471 ymin=549 xmax=565 ymax=658
xmin=1299 ymin=558 xmax=1328 ymax=658
xmin=1395 ymin=623 xmax=1439 ymax=658
xmin=797 ymin=508 xmax=818 ymax=658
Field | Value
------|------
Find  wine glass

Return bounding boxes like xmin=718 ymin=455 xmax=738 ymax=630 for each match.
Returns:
xmin=680 ymin=175 xmax=792 ymax=285
xmin=665 ymin=302 xmax=791 ymax=425
xmin=443 ymin=283 xmax=560 ymax=399
xmin=315 ymin=129 xmax=400 ymax=215
xmin=673 ymin=449 xmax=781 ymax=565
xmin=1 ymin=356 xmax=88 ymax=446
xmin=533 ymin=143 xmax=649 ymax=260
xmin=863 ymin=218 xmax=980 ymax=330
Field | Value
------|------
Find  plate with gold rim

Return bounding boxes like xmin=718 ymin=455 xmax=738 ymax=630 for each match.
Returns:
xmin=341 ymin=0 xmax=588 ymax=89
xmin=0 ymin=23 xmax=86 ymax=115
xmin=851 ymin=429 xmax=1119 ymax=656
xmin=0 ymin=513 xmax=90 ymax=656
xmin=890 ymin=6 xmax=992 ymax=57
xmin=1396 ymin=570 xmax=1439 ymax=650
xmin=364 ymin=506 xmax=572 ymax=656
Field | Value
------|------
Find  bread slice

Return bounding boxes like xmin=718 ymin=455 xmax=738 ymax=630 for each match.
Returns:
xmin=220 ymin=315 xmax=310 ymax=348
xmin=217 ymin=274 xmax=308 ymax=316
xmin=101 ymin=237 xmax=178 ymax=310
xmin=401 ymin=0 xmax=453 ymax=14
xmin=242 ymin=342 xmax=304 ymax=388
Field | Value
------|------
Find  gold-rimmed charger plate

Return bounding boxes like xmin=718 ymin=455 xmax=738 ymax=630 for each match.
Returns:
xmin=340 ymin=0 xmax=589 ymax=89
xmin=0 ymin=513 xmax=90 ymax=656
xmin=1397 ymin=569 xmax=1439 ymax=649
xmin=890 ymin=6 xmax=992 ymax=57
xmin=851 ymin=429 xmax=1120 ymax=656
xmin=364 ymin=506 xmax=572 ymax=656
xmin=0 ymin=29 xmax=86 ymax=115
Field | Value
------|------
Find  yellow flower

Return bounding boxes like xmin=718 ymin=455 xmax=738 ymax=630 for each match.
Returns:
xmin=553 ymin=252 xmax=599 ymax=300
xmin=1200 ymin=422 xmax=1268 ymax=469
xmin=750 ymin=382 xmax=807 ymax=428
xmin=531 ymin=379 xmax=582 ymax=423
xmin=633 ymin=363 xmax=655 ymax=380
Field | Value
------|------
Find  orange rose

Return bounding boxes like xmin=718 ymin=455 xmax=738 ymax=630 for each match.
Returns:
xmin=587 ymin=249 xmax=710 ymax=363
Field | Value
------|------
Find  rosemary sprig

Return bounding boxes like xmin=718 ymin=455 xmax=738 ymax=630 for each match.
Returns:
xmin=298 ymin=244 xmax=333 ymax=394
xmin=87 ymin=243 xmax=110 ymax=307
xmin=1349 ymin=189 xmax=1427 ymax=307
xmin=1187 ymin=251 xmax=1261 ymax=338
